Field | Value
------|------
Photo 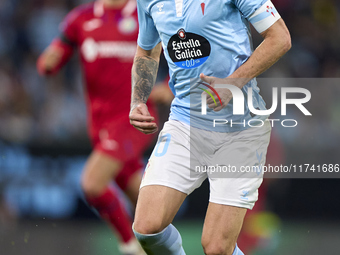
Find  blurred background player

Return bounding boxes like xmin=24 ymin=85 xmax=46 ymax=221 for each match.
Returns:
xmin=36 ymin=0 xmax=170 ymax=254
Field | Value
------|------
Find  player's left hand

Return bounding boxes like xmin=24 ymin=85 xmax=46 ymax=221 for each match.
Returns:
xmin=129 ymin=103 xmax=158 ymax=134
xmin=199 ymin=73 xmax=235 ymax=112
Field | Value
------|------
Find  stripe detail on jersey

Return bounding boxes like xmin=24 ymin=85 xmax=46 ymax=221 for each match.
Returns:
xmin=175 ymin=0 xmax=183 ymax=17
xmin=248 ymin=0 xmax=281 ymax=33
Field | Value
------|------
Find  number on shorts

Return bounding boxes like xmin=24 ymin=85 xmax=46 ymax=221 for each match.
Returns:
xmin=154 ymin=133 xmax=172 ymax=157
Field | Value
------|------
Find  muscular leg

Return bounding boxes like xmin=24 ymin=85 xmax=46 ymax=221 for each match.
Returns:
xmin=124 ymin=170 xmax=142 ymax=206
xmin=81 ymin=151 xmax=136 ymax=245
xmin=134 ymin=185 xmax=186 ymax=233
xmin=82 ymin=151 xmax=122 ymax=196
xmin=133 ymin=185 xmax=187 ymax=254
xmin=201 ymin=203 xmax=247 ymax=255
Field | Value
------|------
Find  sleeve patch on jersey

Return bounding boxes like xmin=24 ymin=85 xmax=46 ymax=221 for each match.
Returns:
xmin=248 ymin=0 xmax=281 ymax=33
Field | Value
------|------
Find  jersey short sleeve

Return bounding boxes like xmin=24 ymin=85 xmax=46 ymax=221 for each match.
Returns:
xmin=59 ymin=8 xmax=81 ymax=46
xmin=136 ymin=1 xmax=161 ymax=50
xmin=233 ymin=0 xmax=281 ymax=33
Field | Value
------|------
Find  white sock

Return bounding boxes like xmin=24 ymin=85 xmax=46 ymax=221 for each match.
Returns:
xmin=133 ymin=224 xmax=186 ymax=255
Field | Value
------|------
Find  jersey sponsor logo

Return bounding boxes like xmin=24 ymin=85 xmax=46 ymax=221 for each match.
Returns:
xmin=118 ymin=16 xmax=137 ymax=34
xmin=81 ymin=38 xmax=137 ymax=62
xmin=83 ymin=19 xmax=103 ymax=31
xmin=167 ymin=29 xmax=211 ymax=69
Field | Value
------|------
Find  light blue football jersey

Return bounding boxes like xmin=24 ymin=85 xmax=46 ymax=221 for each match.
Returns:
xmin=137 ymin=0 xmax=277 ymax=132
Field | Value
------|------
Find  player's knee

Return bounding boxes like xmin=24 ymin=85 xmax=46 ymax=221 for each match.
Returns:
xmin=81 ymin=174 xmax=105 ymax=197
xmin=133 ymin=219 xmax=166 ymax=235
xmin=202 ymin=237 xmax=235 ymax=255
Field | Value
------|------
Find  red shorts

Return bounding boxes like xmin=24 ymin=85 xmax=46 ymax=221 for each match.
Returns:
xmin=90 ymin=113 xmax=156 ymax=190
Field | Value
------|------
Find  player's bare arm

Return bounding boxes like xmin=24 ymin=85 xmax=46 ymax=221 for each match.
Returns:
xmin=230 ymin=19 xmax=291 ymax=82
xmin=130 ymin=43 xmax=162 ymax=134
xmin=201 ymin=18 xmax=291 ymax=111
xmin=37 ymin=46 xmax=63 ymax=75
xmin=37 ymin=39 xmax=74 ymax=76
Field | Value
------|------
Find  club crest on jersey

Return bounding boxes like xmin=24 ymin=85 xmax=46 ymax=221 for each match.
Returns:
xmin=177 ymin=28 xmax=186 ymax=39
xmin=168 ymin=29 xmax=211 ymax=69
xmin=118 ymin=17 xmax=137 ymax=34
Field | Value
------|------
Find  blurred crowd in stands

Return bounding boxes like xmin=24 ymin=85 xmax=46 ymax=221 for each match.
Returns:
xmin=0 ymin=0 xmax=339 ymax=148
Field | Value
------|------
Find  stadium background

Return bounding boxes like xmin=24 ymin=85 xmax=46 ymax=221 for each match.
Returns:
xmin=0 ymin=0 xmax=340 ymax=254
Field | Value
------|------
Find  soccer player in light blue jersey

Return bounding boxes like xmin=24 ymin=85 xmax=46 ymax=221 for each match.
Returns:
xmin=129 ymin=0 xmax=291 ymax=254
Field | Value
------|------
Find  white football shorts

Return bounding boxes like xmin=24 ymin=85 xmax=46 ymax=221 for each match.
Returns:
xmin=141 ymin=119 xmax=271 ymax=209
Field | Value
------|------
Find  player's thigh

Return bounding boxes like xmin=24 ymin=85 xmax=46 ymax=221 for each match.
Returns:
xmin=81 ymin=150 xmax=123 ymax=195
xmin=141 ymin=120 xmax=207 ymax=195
xmin=134 ymin=185 xmax=187 ymax=234
xmin=134 ymin=120 xmax=206 ymax=234
xmin=202 ymin=203 xmax=247 ymax=255
xmin=124 ymin=169 xmax=143 ymax=206
xmin=209 ymin=121 xmax=272 ymax=209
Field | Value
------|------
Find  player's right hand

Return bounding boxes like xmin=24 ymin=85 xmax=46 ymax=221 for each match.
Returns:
xmin=37 ymin=45 xmax=63 ymax=75
xmin=129 ymin=103 xmax=158 ymax=135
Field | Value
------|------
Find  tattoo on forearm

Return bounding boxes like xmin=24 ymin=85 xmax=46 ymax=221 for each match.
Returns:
xmin=131 ymin=56 xmax=159 ymax=109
